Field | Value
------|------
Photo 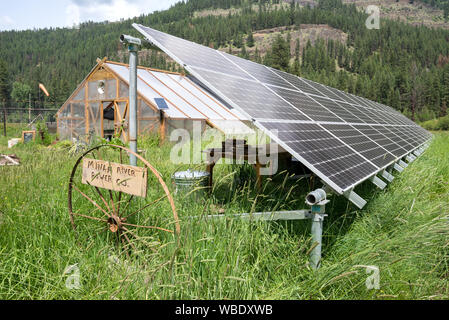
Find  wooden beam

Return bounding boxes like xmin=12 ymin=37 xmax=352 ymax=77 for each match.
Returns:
xmin=160 ymin=111 xmax=166 ymax=143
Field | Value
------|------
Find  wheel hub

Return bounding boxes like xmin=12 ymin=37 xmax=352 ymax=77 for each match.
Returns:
xmin=107 ymin=216 xmax=122 ymax=233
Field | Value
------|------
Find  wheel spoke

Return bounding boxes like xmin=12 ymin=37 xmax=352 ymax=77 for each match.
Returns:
xmin=123 ymin=195 xmax=167 ymax=221
xmin=119 ymin=230 xmax=131 ymax=258
xmin=121 ymin=195 xmax=134 ymax=217
xmin=95 ymin=187 xmax=111 ymax=212
xmin=84 ymin=180 xmax=111 ymax=213
xmin=116 ymin=192 xmax=123 ymax=217
xmin=122 ymin=227 xmax=158 ymax=252
xmin=122 ymin=222 xmax=173 ymax=234
xmin=73 ymin=184 xmax=111 ymax=218
xmin=120 ymin=228 xmax=137 ymax=251
xmin=109 ymin=190 xmax=117 ymax=215
xmin=72 ymin=212 xmax=108 ymax=223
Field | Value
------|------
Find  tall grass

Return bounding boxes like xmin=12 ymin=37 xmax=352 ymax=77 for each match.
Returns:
xmin=0 ymin=128 xmax=448 ymax=300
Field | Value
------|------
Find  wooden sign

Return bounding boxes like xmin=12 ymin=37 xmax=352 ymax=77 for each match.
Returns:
xmin=82 ymin=158 xmax=148 ymax=198
xmin=22 ymin=131 xmax=36 ymax=143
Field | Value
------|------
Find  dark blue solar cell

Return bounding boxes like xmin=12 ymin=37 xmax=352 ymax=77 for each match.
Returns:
xmin=154 ymin=98 xmax=169 ymax=110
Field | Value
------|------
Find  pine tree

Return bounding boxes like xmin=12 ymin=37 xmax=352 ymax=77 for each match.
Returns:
xmin=266 ymin=35 xmax=291 ymax=71
xmin=444 ymin=3 xmax=449 ymax=21
xmin=440 ymin=100 xmax=447 ymax=118
xmin=234 ymin=33 xmax=243 ymax=49
xmin=0 ymin=59 xmax=11 ymax=105
xmin=254 ymin=47 xmax=262 ymax=64
xmin=240 ymin=44 xmax=249 ymax=59
xmin=0 ymin=59 xmax=9 ymax=136
xmin=295 ymin=38 xmax=301 ymax=61
xmin=247 ymin=32 xmax=255 ymax=47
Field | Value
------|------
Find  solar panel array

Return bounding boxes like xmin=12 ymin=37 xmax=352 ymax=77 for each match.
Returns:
xmin=133 ymin=24 xmax=432 ymax=195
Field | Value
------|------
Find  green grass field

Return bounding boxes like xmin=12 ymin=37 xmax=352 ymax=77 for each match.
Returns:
xmin=0 ymin=124 xmax=448 ymax=300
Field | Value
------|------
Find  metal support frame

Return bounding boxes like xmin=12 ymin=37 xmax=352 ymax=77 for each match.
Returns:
xmin=381 ymin=169 xmax=394 ymax=183
xmin=394 ymin=162 xmax=404 ymax=173
xmin=344 ymin=190 xmax=367 ymax=209
xmin=196 ymin=189 xmax=330 ymax=270
xmin=370 ymin=175 xmax=387 ymax=190
xmin=128 ymin=46 xmax=138 ymax=166
xmin=310 ymin=212 xmax=326 ymax=270
xmin=399 ymin=159 xmax=408 ymax=168
xmin=204 ymin=210 xmax=313 ymax=221
xmin=121 ymin=34 xmax=147 ymax=166
xmin=406 ymin=154 xmax=416 ymax=163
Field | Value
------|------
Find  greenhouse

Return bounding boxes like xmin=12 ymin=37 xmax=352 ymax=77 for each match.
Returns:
xmin=56 ymin=58 xmax=252 ymax=142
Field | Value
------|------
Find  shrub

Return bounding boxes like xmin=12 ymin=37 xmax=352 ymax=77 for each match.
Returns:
xmin=421 ymin=116 xmax=449 ymax=131
xmin=421 ymin=119 xmax=439 ymax=131
xmin=437 ymin=115 xmax=449 ymax=131
xmin=35 ymin=121 xmax=52 ymax=146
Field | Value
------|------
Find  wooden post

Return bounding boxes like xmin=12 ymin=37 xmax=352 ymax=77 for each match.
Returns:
xmin=2 ymin=100 xmax=6 ymax=137
xmin=85 ymin=82 xmax=89 ymax=141
xmin=160 ymin=110 xmax=166 ymax=143
xmin=206 ymin=163 xmax=216 ymax=189
xmin=206 ymin=149 xmax=216 ymax=189
xmin=254 ymin=161 xmax=262 ymax=191
xmin=28 ymin=93 xmax=31 ymax=124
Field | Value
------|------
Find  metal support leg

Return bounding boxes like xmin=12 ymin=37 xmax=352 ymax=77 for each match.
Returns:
xmin=310 ymin=213 xmax=325 ymax=270
xmin=128 ymin=47 xmax=138 ymax=166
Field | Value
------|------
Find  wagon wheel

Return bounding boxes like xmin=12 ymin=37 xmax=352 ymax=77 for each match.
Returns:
xmin=68 ymin=144 xmax=180 ymax=253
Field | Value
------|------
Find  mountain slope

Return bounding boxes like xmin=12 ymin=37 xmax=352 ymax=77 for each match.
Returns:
xmin=0 ymin=0 xmax=448 ymax=123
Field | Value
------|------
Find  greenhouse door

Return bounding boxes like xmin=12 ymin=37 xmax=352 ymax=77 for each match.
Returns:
xmin=101 ymin=100 xmax=129 ymax=142
xmin=113 ymin=100 xmax=129 ymax=143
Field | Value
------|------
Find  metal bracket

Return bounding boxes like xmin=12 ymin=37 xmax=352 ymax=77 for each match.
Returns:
xmin=408 ymin=154 xmax=417 ymax=162
xmin=370 ymin=175 xmax=387 ymax=190
xmin=311 ymin=200 xmax=330 ymax=214
xmin=344 ymin=190 xmax=367 ymax=209
xmin=381 ymin=170 xmax=394 ymax=183
xmin=394 ymin=163 xmax=404 ymax=173
xmin=399 ymin=159 xmax=408 ymax=168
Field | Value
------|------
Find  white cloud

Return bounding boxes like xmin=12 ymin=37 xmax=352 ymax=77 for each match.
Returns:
xmin=66 ymin=4 xmax=81 ymax=27
xmin=66 ymin=0 xmax=180 ymax=26
xmin=0 ymin=15 xmax=14 ymax=26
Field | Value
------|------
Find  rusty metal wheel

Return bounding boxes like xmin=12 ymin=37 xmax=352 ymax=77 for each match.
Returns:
xmin=68 ymin=144 xmax=180 ymax=252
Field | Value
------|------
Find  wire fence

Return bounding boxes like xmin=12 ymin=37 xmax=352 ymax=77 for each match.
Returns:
xmin=1 ymin=107 xmax=60 ymax=136
xmin=2 ymin=107 xmax=59 ymax=124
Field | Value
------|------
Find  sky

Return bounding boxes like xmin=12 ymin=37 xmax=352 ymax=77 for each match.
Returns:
xmin=0 ymin=0 xmax=181 ymax=31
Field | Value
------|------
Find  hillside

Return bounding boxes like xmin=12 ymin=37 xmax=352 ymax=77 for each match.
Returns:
xmin=194 ymin=0 xmax=449 ymax=29
xmin=221 ymin=24 xmax=348 ymax=58
xmin=344 ymin=0 xmax=449 ymax=29
xmin=0 ymin=0 xmax=449 ymax=123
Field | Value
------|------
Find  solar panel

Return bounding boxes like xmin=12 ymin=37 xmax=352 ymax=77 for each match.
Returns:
xmin=134 ymin=24 xmax=432 ymax=206
xmin=154 ymin=98 xmax=169 ymax=110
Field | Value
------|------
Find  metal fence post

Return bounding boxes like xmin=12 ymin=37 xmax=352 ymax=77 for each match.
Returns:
xmin=310 ymin=213 xmax=325 ymax=270
xmin=2 ymin=100 xmax=6 ymax=137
